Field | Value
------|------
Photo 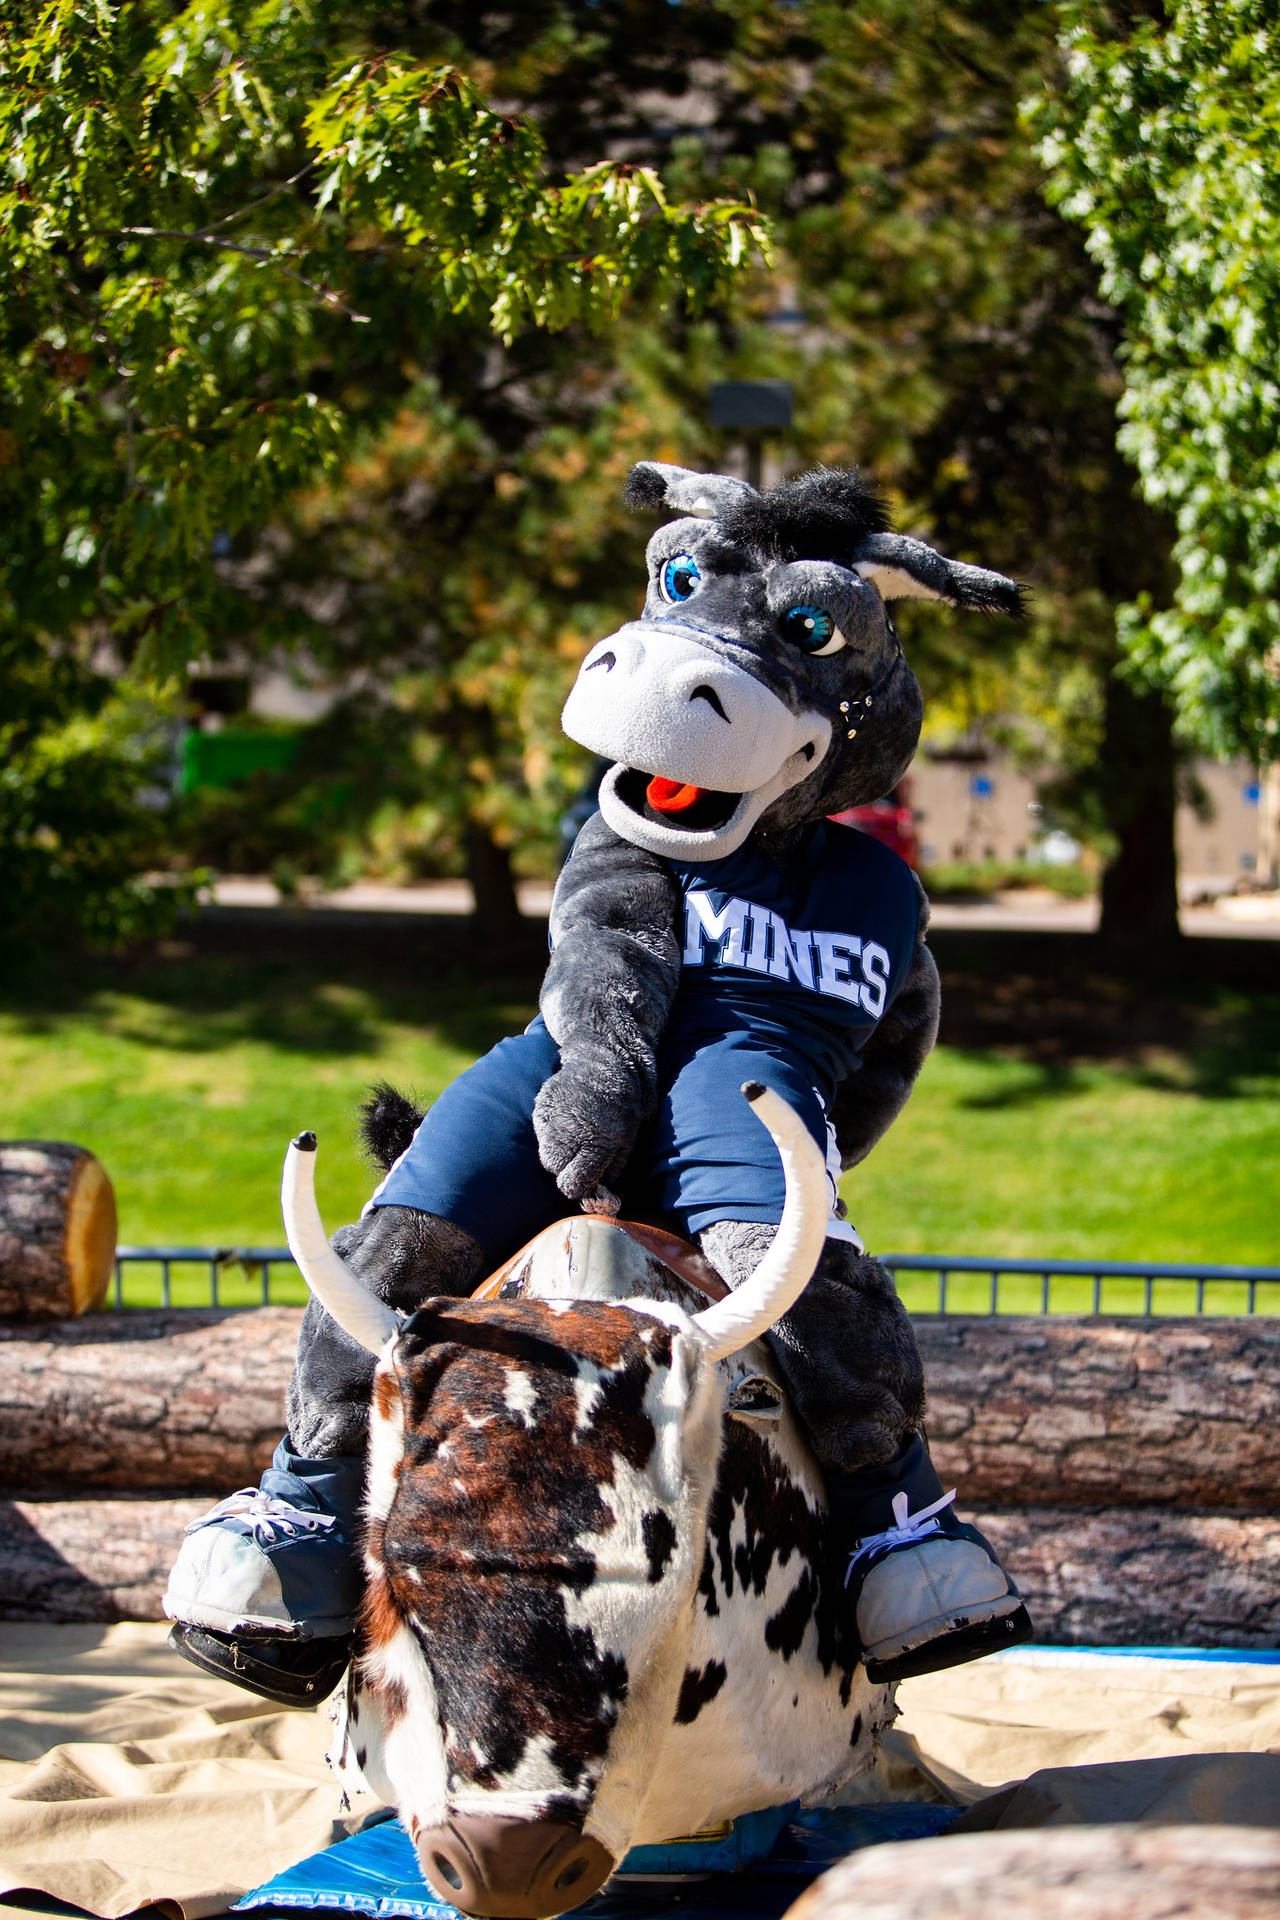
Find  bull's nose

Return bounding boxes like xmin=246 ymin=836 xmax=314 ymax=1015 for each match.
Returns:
xmin=418 ymin=1815 xmax=615 ymax=1919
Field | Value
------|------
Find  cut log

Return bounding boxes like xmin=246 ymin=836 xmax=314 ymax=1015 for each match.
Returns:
xmin=0 ymin=1142 xmax=117 ymax=1320
xmin=0 ymin=1494 xmax=210 ymax=1622
xmin=1 ymin=1493 xmax=1276 ymax=1644
xmin=0 ymin=1308 xmax=299 ymax=1491
xmin=918 ymin=1315 xmax=1279 ymax=1511
xmin=783 ymin=1824 xmax=1280 ymax=1920
xmin=0 ymin=1310 xmax=1273 ymax=1508
xmin=973 ymin=1504 xmax=1280 ymax=1650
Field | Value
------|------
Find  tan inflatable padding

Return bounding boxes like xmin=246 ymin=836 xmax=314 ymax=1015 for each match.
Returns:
xmin=0 ymin=1629 xmax=1276 ymax=1920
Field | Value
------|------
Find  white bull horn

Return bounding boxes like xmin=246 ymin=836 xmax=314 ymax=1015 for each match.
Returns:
xmin=281 ymin=1133 xmax=402 ymax=1356
xmin=690 ymin=1083 xmax=828 ymax=1362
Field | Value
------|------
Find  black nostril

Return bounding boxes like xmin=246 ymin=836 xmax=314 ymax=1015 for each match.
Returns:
xmin=802 ymin=742 xmax=816 ymax=761
xmin=690 ymin=684 xmax=729 ymax=720
xmin=585 ymin=650 xmax=616 ymax=673
xmin=555 ymin=1858 xmax=590 ymax=1892
xmin=432 ymin=1855 xmax=463 ymax=1891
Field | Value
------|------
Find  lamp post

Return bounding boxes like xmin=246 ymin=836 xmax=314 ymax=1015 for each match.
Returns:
xmin=708 ymin=380 xmax=793 ymax=489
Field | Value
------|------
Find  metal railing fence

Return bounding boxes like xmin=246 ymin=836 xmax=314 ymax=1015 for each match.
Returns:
xmin=880 ymin=1253 xmax=1280 ymax=1318
xmin=111 ymin=1246 xmax=1280 ymax=1318
xmin=113 ymin=1247 xmax=297 ymax=1309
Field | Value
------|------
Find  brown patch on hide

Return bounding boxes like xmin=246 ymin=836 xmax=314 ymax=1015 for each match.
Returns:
xmin=360 ymin=1565 xmax=406 ymax=1655
xmin=373 ymin=1368 xmax=402 ymax=1428
xmin=376 ymin=1672 xmax=409 ymax=1727
xmin=362 ymin=1298 xmax=678 ymax=1808
xmin=362 ymin=1371 xmax=405 ymax=1573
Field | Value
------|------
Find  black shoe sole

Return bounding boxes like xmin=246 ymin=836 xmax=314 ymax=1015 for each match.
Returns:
xmin=864 ymin=1602 xmax=1033 ymax=1685
xmin=167 ymin=1623 xmax=352 ymax=1708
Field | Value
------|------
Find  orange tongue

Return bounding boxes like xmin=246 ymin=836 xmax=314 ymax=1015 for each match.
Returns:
xmin=646 ymin=776 xmax=706 ymax=814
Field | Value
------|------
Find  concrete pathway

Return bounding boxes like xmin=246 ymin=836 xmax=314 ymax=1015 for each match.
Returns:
xmin=205 ymin=876 xmax=1280 ymax=940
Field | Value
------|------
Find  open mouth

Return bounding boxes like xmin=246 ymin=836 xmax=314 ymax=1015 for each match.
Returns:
xmin=615 ymin=766 xmax=742 ymax=833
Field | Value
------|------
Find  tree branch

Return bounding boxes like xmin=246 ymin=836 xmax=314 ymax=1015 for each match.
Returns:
xmin=98 ymin=229 xmax=370 ymax=321
xmin=195 ymin=159 xmax=320 ymax=236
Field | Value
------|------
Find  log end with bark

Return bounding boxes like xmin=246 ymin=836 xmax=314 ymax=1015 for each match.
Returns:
xmin=0 ymin=1143 xmax=118 ymax=1320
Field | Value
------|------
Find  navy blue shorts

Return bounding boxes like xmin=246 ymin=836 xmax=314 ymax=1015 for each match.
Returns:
xmin=368 ymin=1016 xmax=850 ymax=1268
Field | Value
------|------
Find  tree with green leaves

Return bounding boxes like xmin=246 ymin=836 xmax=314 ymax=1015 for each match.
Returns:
xmin=200 ymin=0 xmax=1183 ymax=946
xmin=1032 ymin=0 xmax=1280 ymax=883
xmin=0 ymin=0 xmax=762 ymax=961
xmin=317 ymin=1 xmax=1182 ymax=942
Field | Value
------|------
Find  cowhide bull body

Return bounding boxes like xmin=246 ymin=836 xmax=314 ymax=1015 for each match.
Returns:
xmin=282 ymin=1090 xmax=893 ymax=1919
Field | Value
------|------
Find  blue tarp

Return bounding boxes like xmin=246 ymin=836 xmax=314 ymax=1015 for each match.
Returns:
xmin=1016 ymin=1646 xmax=1280 ymax=1663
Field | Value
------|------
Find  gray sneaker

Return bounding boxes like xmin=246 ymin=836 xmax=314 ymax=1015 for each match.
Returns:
xmin=163 ymin=1441 xmax=364 ymax=1640
xmin=846 ymin=1490 xmax=1031 ymax=1683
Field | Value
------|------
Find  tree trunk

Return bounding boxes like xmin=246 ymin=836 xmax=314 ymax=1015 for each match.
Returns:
xmin=1258 ymin=762 xmax=1280 ymax=890
xmin=1097 ymin=675 xmax=1181 ymax=946
xmin=465 ymin=821 xmax=524 ymax=945
xmin=4 ymin=1310 xmax=1273 ymax=1511
xmin=918 ymin=1316 xmax=1278 ymax=1512
xmin=0 ymin=1144 xmax=117 ymax=1320
xmin=0 ymin=1494 xmax=209 ymax=1623
xmin=972 ymin=1505 xmax=1280 ymax=1651
xmin=0 ymin=1307 xmax=297 ymax=1491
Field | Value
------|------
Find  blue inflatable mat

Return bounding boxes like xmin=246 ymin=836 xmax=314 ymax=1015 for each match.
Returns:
xmin=235 ymin=1804 xmax=959 ymax=1920
xmin=985 ymin=1643 xmax=1280 ymax=1670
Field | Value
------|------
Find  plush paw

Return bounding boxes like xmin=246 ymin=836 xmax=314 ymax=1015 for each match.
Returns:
xmin=532 ymin=1064 xmax=642 ymax=1203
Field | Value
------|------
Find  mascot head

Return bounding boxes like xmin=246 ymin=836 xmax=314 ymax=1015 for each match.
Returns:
xmin=562 ymin=461 xmax=1023 ymax=861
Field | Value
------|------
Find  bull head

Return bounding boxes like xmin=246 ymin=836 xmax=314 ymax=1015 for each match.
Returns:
xmin=277 ymin=1090 xmax=829 ymax=1917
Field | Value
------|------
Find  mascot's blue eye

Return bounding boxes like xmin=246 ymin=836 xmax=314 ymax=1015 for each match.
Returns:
xmin=660 ymin=554 xmax=702 ymax=603
xmin=779 ymin=604 xmax=845 ymax=656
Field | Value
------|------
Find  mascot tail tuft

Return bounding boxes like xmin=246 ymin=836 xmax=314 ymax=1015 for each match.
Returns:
xmin=359 ymin=1082 xmax=425 ymax=1171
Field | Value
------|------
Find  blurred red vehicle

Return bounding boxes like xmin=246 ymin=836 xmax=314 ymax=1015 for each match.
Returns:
xmin=829 ymin=779 xmax=919 ymax=869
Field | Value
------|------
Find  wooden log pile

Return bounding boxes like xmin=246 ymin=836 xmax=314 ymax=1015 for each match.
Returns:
xmin=0 ymin=1308 xmax=1275 ymax=1643
xmin=0 ymin=1307 xmax=302 ymax=1491
xmin=920 ymin=1313 xmax=1280 ymax=1649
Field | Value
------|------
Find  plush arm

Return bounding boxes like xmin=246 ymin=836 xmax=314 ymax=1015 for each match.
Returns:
xmin=831 ymin=873 xmax=940 ymax=1169
xmin=534 ymin=810 xmax=684 ymax=1202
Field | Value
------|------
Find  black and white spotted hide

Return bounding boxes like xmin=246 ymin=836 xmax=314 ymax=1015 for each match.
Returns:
xmin=329 ymin=1229 xmax=892 ymax=1909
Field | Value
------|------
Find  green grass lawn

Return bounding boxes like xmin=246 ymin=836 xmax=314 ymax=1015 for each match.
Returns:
xmin=2 ymin=942 xmax=1276 ymax=1315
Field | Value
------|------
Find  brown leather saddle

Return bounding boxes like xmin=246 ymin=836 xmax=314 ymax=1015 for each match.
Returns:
xmin=471 ymin=1213 xmax=729 ymax=1306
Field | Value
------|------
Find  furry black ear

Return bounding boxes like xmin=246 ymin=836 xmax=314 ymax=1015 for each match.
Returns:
xmin=359 ymin=1081 xmax=425 ymax=1171
xmin=852 ymin=532 xmax=1026 ymax=616
xmin=625 ymin=460 xmax=757 ymax=519
xmin=625 ymin=464 xmax=671 ymax=510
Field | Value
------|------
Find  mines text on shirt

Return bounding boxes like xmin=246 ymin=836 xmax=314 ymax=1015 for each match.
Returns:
xmin=663 ymin=819 xmax=920 ymax=1100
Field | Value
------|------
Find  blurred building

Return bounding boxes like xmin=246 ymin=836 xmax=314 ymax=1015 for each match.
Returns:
xmin=910 ymin=751 xmax=1266 ymax=890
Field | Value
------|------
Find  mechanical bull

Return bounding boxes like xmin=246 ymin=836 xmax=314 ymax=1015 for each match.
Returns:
xmin=280 ymin=1085 xmax=894 ymax=1920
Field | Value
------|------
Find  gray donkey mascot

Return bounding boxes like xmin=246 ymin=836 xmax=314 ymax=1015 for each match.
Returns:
xmin=166 ymin=462 xmax=1030 ymax=1707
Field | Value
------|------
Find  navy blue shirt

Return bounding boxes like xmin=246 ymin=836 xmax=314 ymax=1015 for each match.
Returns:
xmin=662 ymin=821 xmax=920 ymax=1105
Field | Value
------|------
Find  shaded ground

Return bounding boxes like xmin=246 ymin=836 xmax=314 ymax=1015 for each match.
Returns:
xmin=933 ymin=930 xmax=1279 ymax=1088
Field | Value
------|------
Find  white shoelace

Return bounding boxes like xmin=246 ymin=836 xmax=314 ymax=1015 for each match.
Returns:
xmin=184 ymin=1486 xmax=337 ymax=1544
xmin=844 ymin=1487 xmax=957 ymax=1586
